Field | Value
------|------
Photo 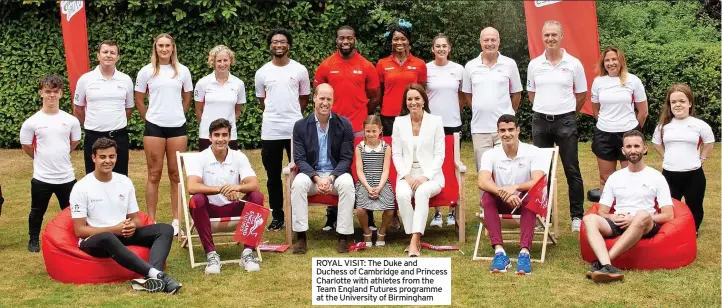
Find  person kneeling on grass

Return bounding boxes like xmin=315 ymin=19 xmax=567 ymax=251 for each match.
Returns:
xmin=583 ymin=130 xmax=674 ymax=283
xmin=477 ymin=114 xmax=547 ymax=275
xmin=186 ymin=118 xmax=265 ymax=274
xmin=71 ymin=138 xmax=181 ymax=294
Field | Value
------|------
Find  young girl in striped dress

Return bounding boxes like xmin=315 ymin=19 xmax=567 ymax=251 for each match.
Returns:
xmin=355 ymin=115 xmax=395 ymax=247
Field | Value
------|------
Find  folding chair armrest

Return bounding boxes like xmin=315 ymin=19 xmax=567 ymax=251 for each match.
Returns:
xmin=282 ymin=162 xmax=296 ymax=175
xmin=454 ymin=159 xmax=467 ymax=174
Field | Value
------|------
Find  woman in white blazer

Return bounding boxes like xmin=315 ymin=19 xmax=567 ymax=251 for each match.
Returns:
xmin=392 ymin=83 xmax=445 ymax=257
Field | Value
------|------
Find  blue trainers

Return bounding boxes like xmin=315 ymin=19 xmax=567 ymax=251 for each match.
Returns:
xmin=490 ymin=252 xmax=511 ymax=273
xmin=516 ymin=252 xmax=532 ymax=275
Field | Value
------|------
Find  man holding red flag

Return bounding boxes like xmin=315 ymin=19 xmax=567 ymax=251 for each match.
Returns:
xmin=186 ymin=118 xmax=266 ymax=274
xmin=477 ymin=114 xmax=547 ymax=275
xmin=526 ymin=20 xmax=587 ymax=232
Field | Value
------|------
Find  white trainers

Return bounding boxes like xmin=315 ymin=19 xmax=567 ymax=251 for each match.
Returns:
xmin=446 ymin=213 xmax=456 ymax=226
xmin=205 ymin=251 xmax=221 ymax=274
xmin=241 ymin=249 xmax=261 ymax=272
xmin=430 ymin=212 xmax=443 ymax=228
xmin=571 ymin=217 xmax=582 ymax=232
xmin=171 ymin=219 xmax=180 ymax=236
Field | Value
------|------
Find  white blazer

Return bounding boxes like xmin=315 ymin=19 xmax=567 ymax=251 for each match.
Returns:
xmin=391 ymin=112 xmax=445 ymax=186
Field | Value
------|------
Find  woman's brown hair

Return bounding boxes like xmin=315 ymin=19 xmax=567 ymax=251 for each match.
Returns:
xmin=657 ymin=83 xmax=696 ymax=142
xmin=596 ymin=46 xmax=628 ymax=86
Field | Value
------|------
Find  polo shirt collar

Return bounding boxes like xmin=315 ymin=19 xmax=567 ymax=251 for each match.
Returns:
xmin=500 ymin=141 xmax=529 ymax=160
xmin=211 ymin=73 xmax=236 ymax=86
xmin=479 ymin=52 xmax=503 ymax=65
xmin=93 ymin=65 xmax=119 ymax=80
xmin=202 ymin=147 xmax=232 ymax=165
xmin=334 ymin=50 xmax=359 ymax=62
xmin=541 ymin=48 xmax=570 ymax=65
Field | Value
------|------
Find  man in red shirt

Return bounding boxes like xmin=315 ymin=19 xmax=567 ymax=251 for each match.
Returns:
xmin=314 ymin=25 xmax=381 ymax=231
xmin=314 ymin=25 xmax=380 ymax=135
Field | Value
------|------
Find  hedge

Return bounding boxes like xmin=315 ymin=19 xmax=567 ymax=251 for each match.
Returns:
xmin=0 ymin=0 xmax=718 ymax=149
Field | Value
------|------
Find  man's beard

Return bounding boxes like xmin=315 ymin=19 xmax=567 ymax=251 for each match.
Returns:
xmin=625 ymin=152 xmax=642 ymax=164
xmin=339 ymin=47 xmax=353 ymax=56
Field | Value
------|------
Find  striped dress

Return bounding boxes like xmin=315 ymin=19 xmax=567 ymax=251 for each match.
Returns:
xmin=355 ymin=141 xmax=395 ymax=210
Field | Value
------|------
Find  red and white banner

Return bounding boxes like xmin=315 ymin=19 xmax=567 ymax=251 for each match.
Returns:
xmin=59 ymin=0 xmax=89 ymax=98
xmin=234 ymin=201 xmax=271 ymax=247
xmin=523 ymin=0 xmax=600 ymax=115
xmin=524 ymin=175 xmax=549 ymax=217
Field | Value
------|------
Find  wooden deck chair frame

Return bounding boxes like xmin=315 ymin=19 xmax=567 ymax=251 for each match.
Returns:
xmin=472 ymin=146 xmax=559 ymax=263
xmin=176 ymin=151 xmax=261 ymax=269
xmin=281 ymin=133 xmax=467 ymax=245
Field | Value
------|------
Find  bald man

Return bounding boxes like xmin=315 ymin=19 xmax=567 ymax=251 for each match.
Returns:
xmin=290 ymin=83 xmax=355 ymax=254
xmin=462 ymin=27 xmax=523 ymax=174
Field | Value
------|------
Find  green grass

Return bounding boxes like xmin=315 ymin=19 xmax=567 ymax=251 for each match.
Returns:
xmin=0 ymin=142 xmax=719 ymax=307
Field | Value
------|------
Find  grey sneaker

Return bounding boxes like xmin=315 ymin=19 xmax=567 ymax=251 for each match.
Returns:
xmin=571 ymin=217 xmax=582 ymax=232
xmin=205 ymin=251 xmax=221 ymax=275
xmin=130 ymin=278 xmax=165 ymax=293
xmin=241 ymin=249 xmax=260 ymax=272
xmin=158 ymin=272 xmax=182 ymax=294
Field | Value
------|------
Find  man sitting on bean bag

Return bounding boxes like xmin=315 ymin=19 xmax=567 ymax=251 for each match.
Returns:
xmin=582 ymin=130 xmax=674 ymax=283
xmin=70 ymin=137 xmax=182 ymax=294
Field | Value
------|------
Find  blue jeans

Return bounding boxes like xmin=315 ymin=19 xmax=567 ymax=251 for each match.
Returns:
xmin=531 ymin=111 xmax=585 ymax=219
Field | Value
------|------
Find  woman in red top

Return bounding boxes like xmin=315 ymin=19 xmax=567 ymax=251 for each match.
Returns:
xmin=376 ymin=19 xmax=427 ymax=137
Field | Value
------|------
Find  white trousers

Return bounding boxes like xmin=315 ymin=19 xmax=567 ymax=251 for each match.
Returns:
xmin=396 ymin=179 xmax=442 ymax=235
xmin=291 ymin=172 xmax=355 ymax=235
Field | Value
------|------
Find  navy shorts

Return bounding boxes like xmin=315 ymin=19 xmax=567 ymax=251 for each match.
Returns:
xmin=604 ymin=217 xmax=660 ymax=239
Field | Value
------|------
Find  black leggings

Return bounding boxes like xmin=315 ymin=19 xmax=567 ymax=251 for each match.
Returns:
xmin=79 ymin=224 xmax=174 ymax=276
xmin=29 ymin=178 xmax=75 ymax=238
xmin=662 ymin=168 xmax=706 ymax=231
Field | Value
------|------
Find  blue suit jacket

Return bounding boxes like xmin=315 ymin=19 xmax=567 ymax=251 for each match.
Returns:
xmin=292 ymin=112 xmax=354 ymax=180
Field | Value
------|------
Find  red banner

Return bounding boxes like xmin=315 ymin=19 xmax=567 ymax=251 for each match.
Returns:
xmin=524 ymin=175 xmax=549 ymax=217
xmin=234 ymin=201 xmax=271 ymax=247
xmin=59 ymin=1 xmax=89 ymax=99
xmin=523 ymin=0 xmax=600 ymax=115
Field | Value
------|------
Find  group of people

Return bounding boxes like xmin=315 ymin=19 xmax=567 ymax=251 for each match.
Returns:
xmin=18 ymin=18 xmax=714 ymax=292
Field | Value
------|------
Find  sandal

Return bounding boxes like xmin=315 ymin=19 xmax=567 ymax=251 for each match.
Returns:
xmin=363 ymin=233 xmax=373 ymax=247
xmin=376 ymin=233 xmax=386 ymax=246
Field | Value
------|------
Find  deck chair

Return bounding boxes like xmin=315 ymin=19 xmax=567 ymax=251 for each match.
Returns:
xmin=472 ymin=146 xmax=559 ymax=263
xmin=176 ymin=151 xmax=261 ymax=269
xmin=282 ymin=133 xmax=467 ymax=245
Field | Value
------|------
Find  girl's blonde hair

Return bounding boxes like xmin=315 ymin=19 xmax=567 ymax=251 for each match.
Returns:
xmin=363 ymin=115 xmax=384 ymax=139
xmin=207 ymin=45 xmax=236 ymax=69
xmin=596 ymin=46 xmax=628 ymax=86
xmin=151 ymin=33 xmax=179 ymax=78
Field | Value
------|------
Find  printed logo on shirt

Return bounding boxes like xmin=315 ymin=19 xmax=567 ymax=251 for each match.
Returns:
xmin=72 ymin=204 xmax=82 ymax=213
xmin=384 ymin=67 xmax=394 ymax=71
xmin=74 ymin=93 xmax=80 ymax=102
xmin=119 ymin=194 xmax=125 ymax=202
xmin=352 ymin=70 xmax=363 ymax=75
xmin=407 ymin=66 xmax=417 ymax=70
xmin=229 ymin=169 xmax=236 ymax=175
xmin=90 ymin=198 xmax=103 ymax=203
xmin=330 ymin=70 xmax=340 ymax=74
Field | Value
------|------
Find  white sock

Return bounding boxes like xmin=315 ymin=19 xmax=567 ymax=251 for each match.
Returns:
xmin=172 ymin=219 xmax=179 ymax=225
xmin=148 ymin=268 xmax=161 ymax=279
xmin=520 ymin=248 xmax=530 ymax=255
xmin=242 ymin=248 xmax=252 ymax=255
xmin=494 ymin=246 xmax=506 ymax=255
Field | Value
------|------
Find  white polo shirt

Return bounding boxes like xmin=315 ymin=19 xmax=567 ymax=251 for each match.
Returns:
xmin=591 ymin=73 xmax=647 ymax=132
xmin=462 ymin=53 xmax=523 ymax=133
xmin=135 ymin=63 xmax=193 ymax=127
xmin=70 ymin=172 xmax=139 ymax=229
xmin=526 ymin=49 xmax=587 ymax=115
xmin=186 ymin=148 xmax=257 ymax=206
xmin=254 ymin=60 xmax=310 ymax=140
xmin=479 ymin=141 xmax=547 ymax=187
xmin=20 ymin=110 xmax=81 ymax=184
xmin=599 ymin=166 xmax=673 ymax=216
xmin=74 ymin=66 xmax=134 ymax=132
xmin=194 ymin=73 xmax=246 ymax=140
xmin=426 ymin=61 xmax=465 ymax=127
xmin=652 ymin=116 xmax=715 ymax=172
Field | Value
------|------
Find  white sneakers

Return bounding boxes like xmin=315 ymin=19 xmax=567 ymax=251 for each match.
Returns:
xmin=430 ymin=213 xmax=443 ymax=227
xmin=241 ymin=249 xmax=261 ymax=272
xmin=571 ymin=217 xmax=582 ymax=232
xmin=205 ymin=251 xmax=221 ymax=274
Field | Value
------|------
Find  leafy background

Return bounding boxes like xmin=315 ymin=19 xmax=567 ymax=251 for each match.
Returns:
xmin=0 ymin=0 xmax=719 ymax=149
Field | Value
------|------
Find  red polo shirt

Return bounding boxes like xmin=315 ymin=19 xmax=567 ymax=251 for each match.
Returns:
xmin=314 ymin=51 xmax=379 ymax=132
xmin=376 ymin=54 xmax=427 ymax=116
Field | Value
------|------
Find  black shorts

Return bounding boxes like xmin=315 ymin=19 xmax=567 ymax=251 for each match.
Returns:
xmin=604 ymin=217 xmax=660 ymax=239
xmin=144 ymin=120 xmax=186 ymax=138
xmin=443 ymin=125 xmax=462 ymax=136
xmin=592 ymin=126 xmax=641 ymax=161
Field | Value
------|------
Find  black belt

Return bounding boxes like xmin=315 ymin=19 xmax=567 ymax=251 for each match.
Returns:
xmin=535 ymin=111 xmax=574 ymax=122
xmin=86 ymin=128 xmax=127 ymax=138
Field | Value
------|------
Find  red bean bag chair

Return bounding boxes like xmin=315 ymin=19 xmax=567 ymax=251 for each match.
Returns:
xmin=580 ymin=199 xmax=697 ymax=270
xmin=42 ymin=207 xmax=159 ymax=284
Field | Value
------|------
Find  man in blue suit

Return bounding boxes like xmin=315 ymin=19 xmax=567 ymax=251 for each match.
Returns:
xmin=290 ymin=83 xmax=355 ymax=254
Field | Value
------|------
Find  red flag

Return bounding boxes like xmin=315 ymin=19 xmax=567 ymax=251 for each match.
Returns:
xmin=59 ymin=1 xmax=90 ymax=98
xmin=523 ymin=0 xmax=600 ymax=115
xmin=258 ymin=244 xmax=290 ymax=252
xmin=234 ymin=201 xmax=271 ymax=247
xmin=524 ymin=175 xmax=549 ymax=217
